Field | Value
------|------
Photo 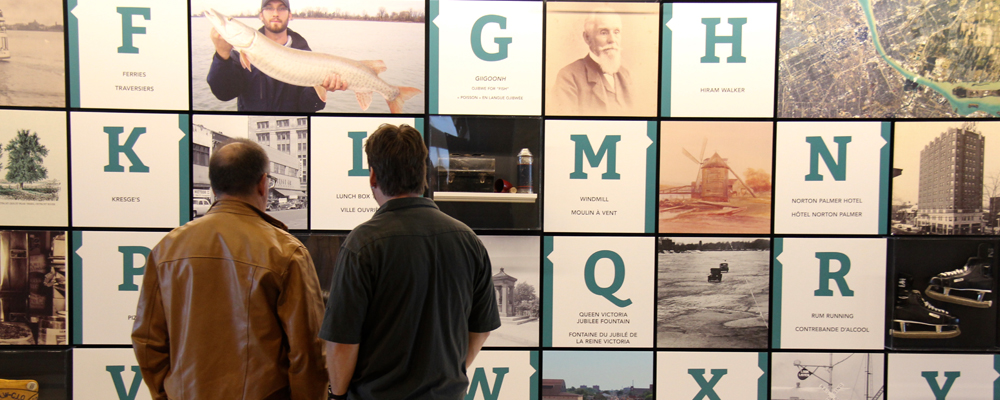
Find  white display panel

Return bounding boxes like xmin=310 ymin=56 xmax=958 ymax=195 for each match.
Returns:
xmin=773 ymin=237 xmax=887 ymax=349
xmin=69 ymin=0 xmax=189 ymax=109
xmin=662 ymin=3 xmax=776 ymax=118
xmin=888 ymin=353 xmax=999 ymax=399
xmin=657 ymin=352 xmax=766 ymax=400
xmin=543 ymin=119 xmax=656 ymax=233
xmin=73 ymin=230 xmax=166 ymax=345
xmin=73 ymin=348 xmax=153 ymax=400
xmin=310 ymin=117 xmax=420 ymax=230
xmin=773 ymin=121 xmax=890 ymax=235
xmin=465 ymin=350 xmax=537 ymax=400
xmin=544 ymin=236 xmax=654 ymax=348
xmin=70 ymin=112 xmax=187 ymax=228
xmin=431 ymin=0 xmax=542 ymax=115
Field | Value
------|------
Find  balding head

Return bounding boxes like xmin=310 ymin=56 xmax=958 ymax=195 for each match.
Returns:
xmin=209 ymin=138 xmax=269 ymax=197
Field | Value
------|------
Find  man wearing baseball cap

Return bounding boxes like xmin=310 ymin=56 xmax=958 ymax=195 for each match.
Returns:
xmin=207 ymin=0 xmax=346 ymax=112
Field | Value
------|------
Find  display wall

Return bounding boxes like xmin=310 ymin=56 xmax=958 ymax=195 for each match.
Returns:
xmin=0 ymin=0 xmax=998 ymax=399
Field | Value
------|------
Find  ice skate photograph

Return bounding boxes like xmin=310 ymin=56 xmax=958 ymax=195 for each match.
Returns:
xmin=890 ymin=238 xmax=998 ymax=350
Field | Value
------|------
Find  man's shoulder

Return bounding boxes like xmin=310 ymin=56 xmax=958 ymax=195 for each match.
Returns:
xmin=153 ymin=212 xmax=304 ymax=261
xmin=343 ymin=207 xmax=475 ymax=251
xmin=557 ymin=56 xmax=592 ymax=76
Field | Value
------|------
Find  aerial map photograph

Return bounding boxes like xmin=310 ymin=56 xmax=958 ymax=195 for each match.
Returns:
xmin=778 ymin=0 xmax=1000 ymax=118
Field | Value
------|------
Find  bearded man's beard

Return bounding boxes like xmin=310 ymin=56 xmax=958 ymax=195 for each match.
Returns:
xmin=591 ymin=46 xmax=621 ymax=74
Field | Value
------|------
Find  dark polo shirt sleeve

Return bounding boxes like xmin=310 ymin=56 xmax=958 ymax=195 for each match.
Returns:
xmin=319 ymin=246 xmax=370 ymax=344
xmin=470 ymin=243 xmax=501 ymax=333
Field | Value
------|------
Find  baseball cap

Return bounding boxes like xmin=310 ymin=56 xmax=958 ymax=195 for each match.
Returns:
xmin=261 ymin=0 xmax=289 ymax=10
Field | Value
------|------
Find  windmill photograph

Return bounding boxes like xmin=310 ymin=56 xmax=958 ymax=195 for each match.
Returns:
xmin=659 ymin=121 xmax=773 ymax=234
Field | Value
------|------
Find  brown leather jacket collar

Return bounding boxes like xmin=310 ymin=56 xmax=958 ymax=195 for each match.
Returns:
xmin=208 ymin=199 xmax=289 ymax=231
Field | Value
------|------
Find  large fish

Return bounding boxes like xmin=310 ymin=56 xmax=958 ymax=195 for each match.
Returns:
xmin=204 ymin=8 xmax=420 ymax=113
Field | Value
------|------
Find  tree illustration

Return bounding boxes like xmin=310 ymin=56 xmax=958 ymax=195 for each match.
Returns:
xmin=5 ymin=129 xmax=48 ymax=190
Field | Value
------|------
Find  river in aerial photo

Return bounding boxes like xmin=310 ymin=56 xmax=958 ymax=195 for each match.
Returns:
xmin=0 ymin=30 xmax=65 ymax=107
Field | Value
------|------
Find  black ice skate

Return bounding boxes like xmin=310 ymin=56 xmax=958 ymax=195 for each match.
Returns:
xmin=892 ymin=290 xmax=960 ymax=339
xmin=924 ymin=254 xmax=993 ymax=308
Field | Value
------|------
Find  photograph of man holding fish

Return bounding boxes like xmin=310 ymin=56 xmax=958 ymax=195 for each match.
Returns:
xmin=191 ymin=0 xmax=425 ymax=114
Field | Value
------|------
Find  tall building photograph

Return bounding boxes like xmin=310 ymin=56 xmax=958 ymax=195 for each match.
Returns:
xmin=893 ymin=122 xmax=1000 ymax=235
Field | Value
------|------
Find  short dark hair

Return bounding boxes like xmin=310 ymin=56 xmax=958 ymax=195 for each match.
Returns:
xmin=209 ymin=138 xmax=269 ymax=197
xmin=365 ymin=124 xmax=427 ymax=197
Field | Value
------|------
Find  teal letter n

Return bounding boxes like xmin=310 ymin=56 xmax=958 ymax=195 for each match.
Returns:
xmin=104 ymin=127 xmax=149 ymax=173
xmin=347 ymin=131 xmax=369 ymax=177
xmin=117 ymin=246 xmax=150 ymax=291
xmin=921 ymin=371 xmax=961 ymax=400
xmin=805 ymin=136 xmax=851 ymax=181
xmin=471 ymin=15 xmax=512 ymax=62
xmin=465 ymin=367 xmax=509 ymax=400
xmin=106 ymin=365 xmax=144 ymax=400
xmin=117 ymin=7 xmax=150 ymax=54
xmin=689 ymin=368 xmax=728 ymax=400
xmin=701 ymin=18 xmax=747 ymax=63
xmin=813 ymin=252 xmax=854 ymax=297
xmin=569 ymin=135 xmax=621 ymax=180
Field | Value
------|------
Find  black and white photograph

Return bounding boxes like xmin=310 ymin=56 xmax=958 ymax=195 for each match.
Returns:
xmin=771 ymin=352 xmax=884 ymax=400
xmin=892 ymin=121 xmax=1000 ymax=235
xmin=193 ymin=114 xmax=309 ymax=229
xmin=480 ymin=235 xmax=539 ymax=347
xmin=427 ymin=116 xmax=541 ymax=230
xmin=0 ymin=230 xmax=67 ymax=345
xmin=889 ymin=238 xmax=998 ymax=350
xmin=543 ymin=350 xmax=654 ymax=399
xmin=0 ymin=110 xmax=68 ymax=227
xmin=657 ymin=237 xmax=769 ymax=349
xmin=0 ymin=0 xmax=65 ymax=108
xmin=0 ymin=349 xmax=69 ymax=399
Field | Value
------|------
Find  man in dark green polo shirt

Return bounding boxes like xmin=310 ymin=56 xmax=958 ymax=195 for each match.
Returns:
xmin=320 ymin=123 xmax=501 ymax=399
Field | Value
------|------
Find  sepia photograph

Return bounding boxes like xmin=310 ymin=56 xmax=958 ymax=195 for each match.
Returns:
xmin=892 ymin=121 xmax=1000 ymax=235
xmin=193 ymin=114 xmax=309 ymax=229
xmin=771 ymin=352 xmax=884 ymax=400
xmin=545 ymin=2 xmax=659 ymax=117
xmin=0 ymin=0 xmax=64 ymax=108
xmin=479 ymin=235 xmax=539 ymax=347
xmin=659 ymin=121 xmax=773 ymax=234
xmin=543 ymin=351 xmax=654 ymax=399
xmin=0 ymin=110 xmax=67 ymax=227
xmin=190 ymin=0 xmax=424 ymax=114
xmin=0 ymin=231 xmax=67 ymax=346
xmin=656 ymin=237 xmax=770 ymax=349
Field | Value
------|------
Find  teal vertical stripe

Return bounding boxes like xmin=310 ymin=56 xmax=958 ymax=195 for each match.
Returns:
xmin=758 ymin=352 xmax=769 ymax=400
xmin=645 ymin=121 xmax=657 ymax=233
xmin=429 ymin=1 xmax=440 ymax=114
xmin=543 ymin=236 xmax=554 ymax=347
xmin=68 ymin=0 xmax=81 ymax=107
xmin=660 ymin=4 xmax=673 ymax=117
xmin=415 ymin=118 xmax=424 ymax=136
xmin=993 ymin=354 xmax=1000 ymax=400
xmin=179 ymin=115 xmax=191 ymax=226
xmin=878 ymin=122 xmax=891 ymax=234
xmin=72 ymin=231 xmax=83 ymax=344
xmin=530 ymin=351 xmax=539 ymax=400
xmin=772 ymin=238 xmax=783 ymax=348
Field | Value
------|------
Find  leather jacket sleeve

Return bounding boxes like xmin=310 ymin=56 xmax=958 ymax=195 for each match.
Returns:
xmin=279 ymin=246 xmax=329 ymax=400
xmin=131 ymin=251 xmax=170 ymax=400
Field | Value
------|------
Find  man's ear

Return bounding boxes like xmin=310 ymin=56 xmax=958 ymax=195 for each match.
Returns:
xmin=582 ymin=30 xmax=591 ymax=45
xmin=258 ymin=173 xmax=269 ymax=197
xmin=369 ymin=170 xmax=377 ymax=188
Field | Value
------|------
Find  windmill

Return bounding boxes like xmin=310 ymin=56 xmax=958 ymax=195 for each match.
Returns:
xmin=681 ymin=139 xmax=757 ymax=202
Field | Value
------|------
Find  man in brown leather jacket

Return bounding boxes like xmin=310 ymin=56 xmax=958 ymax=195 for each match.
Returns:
xmin=132 ymin=138 xmax=327 ymax=400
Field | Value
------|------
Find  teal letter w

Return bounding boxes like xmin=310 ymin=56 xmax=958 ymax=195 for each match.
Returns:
xmin=465 ymin=367 xmax=508 ymax=400
xmin=106 ymin=365 xmax=144 ymax=400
